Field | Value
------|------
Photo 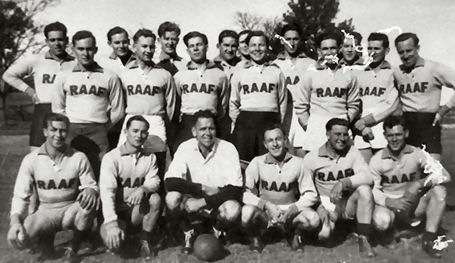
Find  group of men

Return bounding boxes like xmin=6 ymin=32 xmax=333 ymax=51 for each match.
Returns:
xmin=3 ymin=19 xmax=454 ymax=262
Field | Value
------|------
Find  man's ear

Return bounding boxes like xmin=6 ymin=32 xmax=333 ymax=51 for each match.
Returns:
xmin=216 ymin=43 xmax=220 ymax=49
xmin=191 ymin=126 xmax=197 ymax=137
xmin=404 ymin=129 xmax=409 ymax=139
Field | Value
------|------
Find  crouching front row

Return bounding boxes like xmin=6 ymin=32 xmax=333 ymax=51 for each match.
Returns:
xmin=7 ymin=112 xmax=451 ymax=261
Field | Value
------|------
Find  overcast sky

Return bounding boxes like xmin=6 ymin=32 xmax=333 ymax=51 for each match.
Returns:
xmin=35 ymin=0 xmax=455 ymax=100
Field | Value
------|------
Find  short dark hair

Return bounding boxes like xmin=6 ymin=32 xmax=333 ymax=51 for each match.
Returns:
xmin=395 ymin=32 xmax=419 ymax=47
xmin=326 ymin=118 xmax=350 ymax=131
xmin=279 ymin=23 xmax=302 ymax=37
xmin=383 ymin=116 xmax=408 ymax=131
xmin=218 ymin=30 xmax=238 ymax=44
xmin=263 ymin=123 xmax=286 ymax=139
xmin=183 ymin=31 xmax=208 ymax=46
xmin=158 ymin=21 xmax=181 ymax=37
xmin=316 ymin=31 xmax=342 ymax=47
xmin=133 ymin=29 xmax=156 ymax=43
xmin=43 ymin=113 xmax=69 ymax=129
xmin=107 ymin=26 xmax=129 ymax=41
xmin=44 ymin=22 xmax=67 ymax=38
xmin=126 ymin=115 xmax=150 ymax=130
xmin=238 ymin=30 xmax=251 ymax=39
xmin=346 ymin=31 xmax=362 ymax=45
xmin=368 ymin=32 xmax=389 ymax=48
xmin=245 ymin=30 xmax=269 ymax=46
xmin=193 ymin=110 xmax=216 ymax=127
xmin=72 ymin=30 xmax=96 ymax=46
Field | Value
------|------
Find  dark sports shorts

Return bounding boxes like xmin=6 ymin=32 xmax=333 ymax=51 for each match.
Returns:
xmin=403 ymin=112 xmax=441 ymax=154
xmin=29 ymin=103 xmax=52 ymax=147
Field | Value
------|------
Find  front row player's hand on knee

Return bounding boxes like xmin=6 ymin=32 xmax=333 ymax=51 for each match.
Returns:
xmin=105 ymin=223 xmax=125 ymax=250
xmin=184 ymin=198 xmax=207 ymax=213
xmin=77 ymin=188 xmax=99 ymax=210
xmin=126 ymin=187 xmax=146 ymax=206
xmin=330 ymin=179 xmax=352 ymax=203
xmin=7 ymin=223 xmax=26 ymax=249
xmin=281 ymin=204 xmax=299 ymax=223
xmin=265 ymin=201 xmax=282 ymax=223
xmin=385 ymin=197 xmax=412 ymax=213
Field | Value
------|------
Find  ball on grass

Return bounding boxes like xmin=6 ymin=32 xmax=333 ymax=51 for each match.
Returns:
xmin=193 ymin=234 xmax=226 ymax=262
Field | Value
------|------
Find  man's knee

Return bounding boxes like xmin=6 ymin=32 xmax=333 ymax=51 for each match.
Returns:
xmin=165 ymin=191 xmax=182 ymax=211
xmin=355 ymin=185 xmax=373 ymax=203
xmin=241 ymin=205 xmax=260 ymax=227
xmin=218 ymin=200 xmax=241 ymax=223
xmin=148 ymin=193 xmax=161 ymax=211
xmin=373 ymin=207 xmax=394 ymax=231
xmin=429 ymin=185 xmax=447 ymax=202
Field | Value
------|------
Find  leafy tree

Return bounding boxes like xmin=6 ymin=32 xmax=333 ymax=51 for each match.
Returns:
xmin=0 ymin=0 xmax=55 ymax=124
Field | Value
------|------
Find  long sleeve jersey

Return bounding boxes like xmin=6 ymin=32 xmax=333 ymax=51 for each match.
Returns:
xmin=356 ymin=61 xmax=400 ymax=125
xmin=120 ymin=61 xmax=176 ymax=120
xmin=99 ymin=143 xmax=160 ymax=224
xmin=243 ymin=152 xmax=318 ymax=211
xmin=370 ymin=145 xmax=451 ymax=206
xmin=157 ymin=52 xmax=187 ymax=76
xmin=393 ymin=57 xmax=455 ymax=112
xmin=10 ymin=144 xmax=98 ymax=219
xmin=174 ymin=61 xmax=228 ymax=118
xmin=273 ymin=53 xmax=315 ymax=101
xmin=2 ymin=51 xmax=75 ymax=103
xmin=294 ymin=62 xmax=360 ymax=127
xmin=229 ymin=61 xmax=287 ymax=123
xmin=303 ymin=143 xmax=372 ymax=197
xmin=165 ymin=138 xmax=242 ymax=188
xmin=97 ymin=51 xmax=135 ymax=76
xmin=52 ymin=62 xmax=125 ymax=125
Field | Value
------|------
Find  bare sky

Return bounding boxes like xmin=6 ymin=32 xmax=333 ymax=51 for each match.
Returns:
xmin=36 ymin=0 xmax=455 ymax=100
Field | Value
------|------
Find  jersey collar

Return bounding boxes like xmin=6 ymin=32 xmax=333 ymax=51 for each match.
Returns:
xmin=213 ymin=55 xmax=240 ymax=67
xmin=118 ymin=142 xmax=146 ymax=156
xmin=364 ymin=60 xmax=392 ymax=71
xmin=264 ymin=152 xmax=293 ymax=164
xmin=44 ymin=51 xmax=74 ymax=62
xmin=72 ymin=62 xmax=104 ymax=73
xmin=186 ymin=60 xmax=220 ymax=70
xmin=275 ymin=52 xmax=309 ymax=60
xmin=159 ymin=52 xmax=182 ymax=62
xmin=125 ymin=59 xmax=158 ymax=70
xmin=318 ymin=142 xmax=350 ymax=159
xmin=381 ymin=144 xmax=414 ymax=159
xmin=37 ymin=143 xmax=75 ymax=156
xmin=399 ymin=57 xmax=425 ymax=71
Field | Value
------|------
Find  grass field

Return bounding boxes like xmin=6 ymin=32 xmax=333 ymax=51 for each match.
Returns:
xmin=0 ymin=126 xmax=454 ymax=263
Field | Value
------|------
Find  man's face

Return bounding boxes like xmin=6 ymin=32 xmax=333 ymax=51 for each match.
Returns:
xmin=326 ymin=124 xmax=349 ymax=152
xmin=218 ymin=36 xmax=238 ymax=62
xmin=384 ymin=125 xmax=408 ymax=152
xmin=125 ymin=120 xmax=149 ymax=148
xmin=263 ymin=128 xmax=286 ymax=159
xmin=108 ymin=33 xmax=130 ymax=58
xmin=73 ymin=37 xmax=97 ymax=67
xmin=341 ymin=38 xmax=358 ymax=62
xmin=396 ymin=38 xmax=420 ymax=68
xmin=319 ymin=39 xmax=339 ymax=59
xmin=186 ymin=36 xmax=207 ymax=63
xmin=134 ymin=36 xmax=156 ymax=63
xmin=248 ymin=36 xmax=267 ymax=63
xmin=283 ymin=30 xmax=300 ymax=55
xmin=160 ymin=31 xmax=179 ymax=55
xmin=238 ymin=33 xmax=249 ymax=57
xmin=46 ymin=31 xmax=68 ymax=57
xmin=368 ymin=40 xmax=388 ymax=63
xmin=43 ymin=121 xmax=68 ymax=149
xmin=192 ymin=117 xmax=216 ymax=149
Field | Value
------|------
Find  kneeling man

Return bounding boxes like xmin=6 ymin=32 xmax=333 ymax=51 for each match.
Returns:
xmin=370 ymin=116 xmax=451 ymax=258
xmin=164 ymin=110 xmax=243 ymax=254
xmin=242 ymin=124 xmax=319 ymax=252
xmin=99 ymin=115 xmax=161 ymax=258
xmin=304 ymin=118 xmax=376 ymax=257
xmin=8 ymin=113 xmax=98 ymax=262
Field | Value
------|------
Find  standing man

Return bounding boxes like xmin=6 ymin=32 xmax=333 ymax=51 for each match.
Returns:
xmin=339 ymin=31 xmax=363 ymax=67
xmin=295 ymin=32 xmax=360 ymax=153
xmin=214 ymin=30 xmax=240 ymax=77
xmin=99 ymin=26 xmax=135 ymax=75
xmin=242 ymin=124 xmax=319 ymax=252
xmin=393 ymin=32 xmax=455 ymax=160
xmin=164 ymin=110 xmax=243 ymax=254
xmin=235 ymin=30 xmax=251 ymax=69
xmin=303 ymin=118 xmax=375 ymax=257
xmin=157 ymin=21 xmax=186 ymax=76
xmin=274 ymin=24 xmax=315 ymax=156
xmin=100 ymin=115 xmax=161 ymax=258
xmin=370 ymin=116 xmax=451 ymax=258
xmin=3 ymin=21 xmax=74 ymax=151
xmin=230 ymin=30 xmax=287 ymax=163
xmin=118 ymin=28 xmax=175 ymax=148
xmin=7 ymin=113 xmax=98 ymax=262
xmin=353 ymin=32 xmax=400 ymax=162
xmin=172 ymin=31 xmax=229 ymax=152
xmin=53 ymin=30 xmax=125 ymax=176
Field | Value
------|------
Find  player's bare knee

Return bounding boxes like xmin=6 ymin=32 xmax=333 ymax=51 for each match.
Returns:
xmin=165 ymin=191 xmax=182 ymax=211
xmin=148 ymin=193 xmax=161 ymax=211
xmin=219 ymin=200 xmax=241 ymax=223
xmin=373 ymin=209 xmax=392 ymax=231
xmin=306 ymin=210 xmax=321 ymax=229
xmin=430 ymin=185 xmax=447 ymax=202
xmin=241 ymin=205 xmax=259 ymax=227
xmin=356 ymin=185 xmax=373 ymax=203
